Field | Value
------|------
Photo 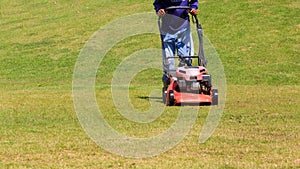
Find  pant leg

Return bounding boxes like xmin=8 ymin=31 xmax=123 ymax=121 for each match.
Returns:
xmin=161 ymin=33 xmax=176 ymax=73
xmin=190 ymin=30 xmax=194 ymax=56
xmin=176 ymin=26 xmax=194 ymax=56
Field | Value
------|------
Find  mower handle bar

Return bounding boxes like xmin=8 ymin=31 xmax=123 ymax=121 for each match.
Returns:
xmin=167 ymin=56 xmax=200 ymax=59
xmin=158 ymin=6 xmax=206 ymax=67
xmin=164 ymin=6 xmax=191 ymax=10
xmin=162 ymin=6 xmax=200 ymax=26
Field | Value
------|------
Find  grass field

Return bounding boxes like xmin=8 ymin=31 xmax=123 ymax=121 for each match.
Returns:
xmin=0 ymin=0 xmax=299 ymax=168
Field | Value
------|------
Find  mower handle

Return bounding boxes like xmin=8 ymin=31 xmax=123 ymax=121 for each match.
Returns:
xmin=163 ymin=6 xmax=200 ymax=25
xmin=167 ymin=56 xmax=200 ymax=59
xmin=158 ymin=6 xmax=207 ymax=67
xmin=164 ymin=6 xmax=190 ymax=10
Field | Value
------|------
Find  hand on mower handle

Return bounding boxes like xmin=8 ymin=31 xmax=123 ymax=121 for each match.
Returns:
xmin=157 ymin=9 xmax=166 ymax=16
xmin=189 ymin=8 xmax=198 ymax=15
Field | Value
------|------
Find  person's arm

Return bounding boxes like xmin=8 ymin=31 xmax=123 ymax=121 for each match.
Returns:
xmin=153 ymin=0 xmax=164 ymax=13
xmin=189 ymin=0 xmax=198 ymax=15
xmin=153 ymin=0 xmax=166 ymax=16
xmin=189 ymin=0 xmax=198 ymax=10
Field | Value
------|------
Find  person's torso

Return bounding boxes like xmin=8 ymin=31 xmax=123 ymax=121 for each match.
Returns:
xmin=161 ymin=0 xmax=190 ymax=34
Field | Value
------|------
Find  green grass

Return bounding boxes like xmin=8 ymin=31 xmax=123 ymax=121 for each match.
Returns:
xmin=0 ymin=0 xmax=299 ymax=168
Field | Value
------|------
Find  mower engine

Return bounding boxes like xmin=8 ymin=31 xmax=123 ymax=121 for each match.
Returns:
xmin=175 ymin=66 xmax=212 ymax=95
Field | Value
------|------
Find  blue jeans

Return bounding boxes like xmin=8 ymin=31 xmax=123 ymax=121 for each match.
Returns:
xmin=161 ymin=26 xmax=194 ymax=73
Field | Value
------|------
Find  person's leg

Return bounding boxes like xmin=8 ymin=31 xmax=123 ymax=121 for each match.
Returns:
xmin=189 ymin=29 xmax=194 ymax=56
xmin=176 ymin=27 xmax=193 ymax=66
xmin=161 ymin=33 xmax=176 ymax=87
xmin=162 ymin=33 xmax=176 ymax=72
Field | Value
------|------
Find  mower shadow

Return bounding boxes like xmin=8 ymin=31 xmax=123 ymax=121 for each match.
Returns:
xmin=137 ymin=96 xmax=163 ymax=103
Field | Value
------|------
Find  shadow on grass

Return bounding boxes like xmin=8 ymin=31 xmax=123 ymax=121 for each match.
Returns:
xmin=137 ymin=96 xmax=163 ymax=103
xmin=137 ymin=96 xmax=162 ymax=100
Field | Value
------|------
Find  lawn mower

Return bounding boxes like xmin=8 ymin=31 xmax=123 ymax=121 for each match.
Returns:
xmin=159 ymin=6 xmax=218 ymax=106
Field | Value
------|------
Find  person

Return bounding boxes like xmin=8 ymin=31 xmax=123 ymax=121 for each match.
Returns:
xmin=153 ymin=0 xmax=198 ymax=87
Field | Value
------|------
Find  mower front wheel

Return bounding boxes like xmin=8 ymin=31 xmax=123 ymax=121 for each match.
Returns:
xmin=162 ymin=87 xmax=167 ymax=104
xmin=168 ymin=90 xmax=175 ymax=106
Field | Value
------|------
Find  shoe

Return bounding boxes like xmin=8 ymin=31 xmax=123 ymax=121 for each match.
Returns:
xmin=185 ymin=58 xmax=192 ymax=66
xmin=178 ymin=58 xmax=192 ymax=67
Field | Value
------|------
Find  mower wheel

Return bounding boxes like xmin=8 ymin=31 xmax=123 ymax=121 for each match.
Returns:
xmin=212 ymin=89 xmax=218 ymax=105
xmin=168 ymin=90 xmax=175 ymax=106
xmin=162 ymin=87 xmax=167 ymax=104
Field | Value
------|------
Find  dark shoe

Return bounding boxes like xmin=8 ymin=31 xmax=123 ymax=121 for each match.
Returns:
xmin=185 ymin=58 xmax=192 ymax=66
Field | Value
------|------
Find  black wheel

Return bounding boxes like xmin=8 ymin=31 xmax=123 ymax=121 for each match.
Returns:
xmin=162 ymin=87 xmax=167 ymax=104
xmin=212 ymin=89 xmax=218 ymax=105
xmin=168 ymin=90 xmax=175 ymax=106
